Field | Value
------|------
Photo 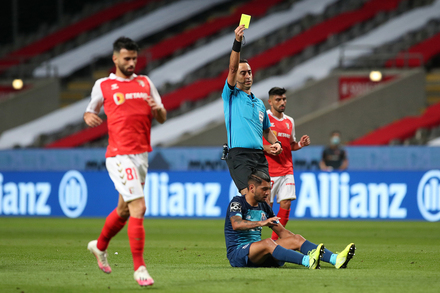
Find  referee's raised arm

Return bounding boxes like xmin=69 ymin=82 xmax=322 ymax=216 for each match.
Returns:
xmin=227 ymin=25 xmax=245 ymax=87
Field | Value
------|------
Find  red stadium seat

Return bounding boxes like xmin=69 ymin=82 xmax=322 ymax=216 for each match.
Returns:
xmin=385 ymin=32 xmax=440 ymax=68
xmin=46 ymin=0 xmax=405 ymax=148
xmin=133 ymin=0 xmax=284 ymax=72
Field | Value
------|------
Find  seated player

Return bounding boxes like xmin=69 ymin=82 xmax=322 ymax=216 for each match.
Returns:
xmin=224 ymin=169 xmax=355 ymax=269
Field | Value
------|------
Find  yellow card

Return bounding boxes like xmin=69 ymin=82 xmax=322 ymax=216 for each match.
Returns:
xmin=239 ymin=14 xmax=251 ymax=29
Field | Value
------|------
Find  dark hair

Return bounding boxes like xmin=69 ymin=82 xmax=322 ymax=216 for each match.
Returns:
xmin=331 ymin=130 xmax=341 ymax=136
xmin=248 ymin=169 xmax=270 ymax=188
xmin=268 ymin=87 xmax=287 ymax=97
xmin=239 ymin=59 xmax=249 ymax=64
xmin=113 ymin=37 xmax=140 ymax=53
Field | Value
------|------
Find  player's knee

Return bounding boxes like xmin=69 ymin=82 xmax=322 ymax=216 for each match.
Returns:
xmin=263 ymin=238 xmax=277 ymax=252
xmin=293 ymin=234 xmax=306 ymax=245
xmin=134 ymin=203 xmax=146 ymax=216
xmin=282 ymin=234 xmax=305 ymax=249
xmin=128 ymin=197 xmax=146 ymax=217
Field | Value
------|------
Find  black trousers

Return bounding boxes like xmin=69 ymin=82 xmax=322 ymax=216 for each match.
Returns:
xmin=226 ymin=147 xmax=269 ymax=192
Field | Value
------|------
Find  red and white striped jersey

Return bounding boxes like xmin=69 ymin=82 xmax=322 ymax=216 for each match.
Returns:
xmin=86 ymin=73 xmax=163 ymax=158
xmin=263 ymin=110 xmax=296 ymax=177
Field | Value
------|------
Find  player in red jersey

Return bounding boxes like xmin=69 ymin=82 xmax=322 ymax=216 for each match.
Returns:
xmin=84 ymin=37 xmax=166 ymax=287
xmin=263 ymin=87 xmax=310 ymax=241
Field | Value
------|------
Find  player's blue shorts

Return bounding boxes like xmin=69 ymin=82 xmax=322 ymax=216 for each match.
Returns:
xmin=228 ymin=243 xmax=285 ymax=268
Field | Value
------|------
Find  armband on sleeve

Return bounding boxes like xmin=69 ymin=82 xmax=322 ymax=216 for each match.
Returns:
xmin=232 ymin=39 xmax=241 ymax=52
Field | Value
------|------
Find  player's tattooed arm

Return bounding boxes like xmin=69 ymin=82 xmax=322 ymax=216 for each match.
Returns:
xmin=230 ymin=215 xmax=262 ymax=230
xmin=230 ymin=216 xmax=280 ymax=231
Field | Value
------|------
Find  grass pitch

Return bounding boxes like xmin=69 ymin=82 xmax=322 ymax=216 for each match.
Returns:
xmin=0 ymin=218 xmax=439 ymax=293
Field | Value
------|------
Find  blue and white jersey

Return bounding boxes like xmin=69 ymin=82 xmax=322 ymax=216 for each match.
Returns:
xmin=224 ymin=195 xmax=275 ymax=257
xmin=222 ymin=80 xmax=271 ymax=150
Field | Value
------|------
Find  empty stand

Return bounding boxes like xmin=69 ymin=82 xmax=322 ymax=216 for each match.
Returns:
xmin=3 ymin=0 xmax=440 ymax=149
xmin=350 ymin=102 xmax=440 ymax=145
xmin=158 ymin=0 xmax=405 ymax=111
xmin=43 ymin=0 xmax=408 ymax=148
xmin=385 ymin=30 xmax=440 ymax=68
xmin=32 ymin=0 xmax=231 ymax=78
xmin=134 ymin=0 xmax=285 ymax=72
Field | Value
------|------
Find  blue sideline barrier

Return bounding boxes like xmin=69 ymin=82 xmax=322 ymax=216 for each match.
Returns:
xmin=1 ymin=146 xmax=440 ymax=171
xmin=1 ymin=170 xmax=439 ymax=221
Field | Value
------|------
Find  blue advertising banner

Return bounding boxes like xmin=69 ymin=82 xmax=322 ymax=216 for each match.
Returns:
xmin=0 ymin=170 xmax=439 ymax=221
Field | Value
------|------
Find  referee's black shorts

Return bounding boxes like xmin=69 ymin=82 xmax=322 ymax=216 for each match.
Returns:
xmin=226 ymin=148 xmax=269 ymax=192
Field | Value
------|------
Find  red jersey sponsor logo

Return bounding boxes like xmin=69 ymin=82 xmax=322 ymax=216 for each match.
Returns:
xmin=113 ymin=92 xmax=125 ymax=105
xmin=277 ymin=132 xmax=291 ymax=138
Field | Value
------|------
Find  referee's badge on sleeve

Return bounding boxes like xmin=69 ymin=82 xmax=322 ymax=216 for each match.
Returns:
xmin=259 ymin=111 xmax=264 ymax=123
xmin=230 ymin=202 xmax=241 ymax=212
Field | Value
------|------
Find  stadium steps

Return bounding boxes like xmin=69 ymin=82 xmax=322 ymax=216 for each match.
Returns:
xmin=60 ymin=70 xmax=113 ymax=107
xmin=426 ymin=72 xmax=440 ymax=105
xmin=59 ymin=80 xmax=94 ymax=107
xmin=59 ymin=92 xmax=86 ymax=108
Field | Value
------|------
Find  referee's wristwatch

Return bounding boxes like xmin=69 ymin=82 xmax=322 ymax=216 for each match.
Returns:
xmin=274 ymin=141 xmax=282 ymax=147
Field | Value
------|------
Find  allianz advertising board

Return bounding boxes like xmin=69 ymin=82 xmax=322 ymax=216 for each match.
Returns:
xmin=0 ymin=170 xmax=439 ymax=222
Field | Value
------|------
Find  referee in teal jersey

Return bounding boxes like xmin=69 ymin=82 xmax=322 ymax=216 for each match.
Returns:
xmin=223 ymin=25 xmax=282 ymax=196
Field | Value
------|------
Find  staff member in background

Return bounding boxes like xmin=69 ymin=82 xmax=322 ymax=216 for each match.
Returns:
xmin=263 ymin=87 xmax=310 ymax=241
xmin=222 ymin=24 xmax=282 ymax=196
xmin=320 ymin=131 xmax=348 ymax=171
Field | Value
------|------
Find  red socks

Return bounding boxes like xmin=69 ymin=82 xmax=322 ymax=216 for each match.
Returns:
xmin=97 ymin=208 xmax=127 ymax=251
xmin=96 ymin=209 xmax=146 ymax=271
xmin=128 ymin=217 xmax=146 ymax=270
xmin=271 ymin=208 xmax=291 ymax=241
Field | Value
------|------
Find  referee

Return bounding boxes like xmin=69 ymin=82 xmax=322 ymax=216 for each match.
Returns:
xmin=222 ymin=25 xmax=282 ymax=195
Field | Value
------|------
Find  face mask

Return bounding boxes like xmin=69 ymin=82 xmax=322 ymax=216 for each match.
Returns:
xmin=331 ymin=136 xmax=340 ymax=145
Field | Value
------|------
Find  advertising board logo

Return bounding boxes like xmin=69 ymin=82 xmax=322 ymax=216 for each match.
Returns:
xmin=144 ymin=172 xmax=221 ymax=217
xmin=59 ymin=170 xmax=87 ymax=218
xmin=295 ymin=172 xmax=407 ymax=219
xmin=417 ymin=170 xmax=440 ymax=222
